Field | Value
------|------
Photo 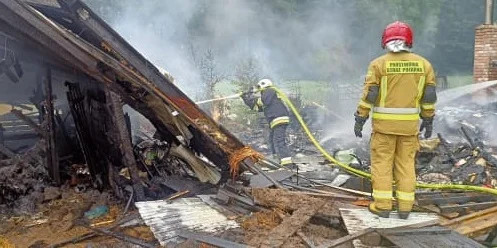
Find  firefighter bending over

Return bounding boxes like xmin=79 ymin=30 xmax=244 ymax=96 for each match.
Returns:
xmin=354 ymin=21 xmax=437 ymax=219
xmin=241 ymin=79 xmax=296 ymax=169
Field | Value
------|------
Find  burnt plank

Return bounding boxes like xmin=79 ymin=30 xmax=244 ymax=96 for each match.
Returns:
xmin=417 ymin=195 xmax=497 ymax=205
xmin=44 ymin=66 xmax=60 ymax=184
xmin=107 ymin=90 xmax=145 ymax=201
xmin=439 ymin=201 xmax=497 ymax=214
xmin=441 ymin=205 xmax=497 ymax=237
xmin=254 ymin=199 xmax=326 ymax=247
xmin=380 ymin=227 xmax=486 ymax=248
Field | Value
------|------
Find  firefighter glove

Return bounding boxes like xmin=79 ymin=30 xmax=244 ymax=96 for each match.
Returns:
xmin=241 ymin=91 xmax=255 ymax=107
xmin=419 ymin=116 xmax=434 ymax=138
xmin=354 ymin=113 xmax=367 ymax=138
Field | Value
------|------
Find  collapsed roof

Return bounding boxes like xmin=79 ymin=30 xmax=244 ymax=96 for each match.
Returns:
xmin=0 ymin=0 xmax=253 ymax=184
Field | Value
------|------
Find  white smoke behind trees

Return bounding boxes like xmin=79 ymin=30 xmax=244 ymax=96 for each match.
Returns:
xmin=82 ymin=0 xmax=494 ymax=147
xmin=83 ymin=0 xmax=443 ymax=96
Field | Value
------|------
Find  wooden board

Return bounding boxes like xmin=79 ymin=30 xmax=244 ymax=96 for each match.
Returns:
xmin=252 ymin=198 xmax=326 ymax=247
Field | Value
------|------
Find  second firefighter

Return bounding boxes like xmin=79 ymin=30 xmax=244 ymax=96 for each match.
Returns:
xmin=241 ymin=79 xmax=296 ymax=169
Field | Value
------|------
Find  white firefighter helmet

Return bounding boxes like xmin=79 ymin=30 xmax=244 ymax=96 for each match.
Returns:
xmin=257 ymin=79 xmax=273 ymax=89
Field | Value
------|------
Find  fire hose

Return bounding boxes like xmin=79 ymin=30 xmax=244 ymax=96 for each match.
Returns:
xmin=269 ymin=86 xmax=497 ymax=196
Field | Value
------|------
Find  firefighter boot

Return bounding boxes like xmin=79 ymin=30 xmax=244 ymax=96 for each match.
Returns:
xmin=368 ymin=203 xmax=390 ymax=218
xmin=398 ymin=211 xmax=410 ymax=220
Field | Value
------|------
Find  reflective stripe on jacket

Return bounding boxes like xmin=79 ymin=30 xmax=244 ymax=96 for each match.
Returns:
xmin=258 ymin=87 xmax=290 ymax=128
xmin=356 ymin=52 xmax=436 ymax=135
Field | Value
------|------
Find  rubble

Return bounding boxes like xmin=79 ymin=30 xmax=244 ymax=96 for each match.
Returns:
xmin=0 ymin=0 xmax=496 ymax=247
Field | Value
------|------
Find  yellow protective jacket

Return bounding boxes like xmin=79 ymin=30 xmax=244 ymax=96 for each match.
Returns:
xmin=356 ymin=51 xmax=436 ymax=136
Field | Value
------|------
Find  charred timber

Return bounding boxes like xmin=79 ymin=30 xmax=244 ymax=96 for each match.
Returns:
xmin=44 ymin=66 xmax=60 ymax=185
xmin=107 ymin=90 xmax=145 ymax=201
xmin=24 ymin=0 xmax=250 ymax=170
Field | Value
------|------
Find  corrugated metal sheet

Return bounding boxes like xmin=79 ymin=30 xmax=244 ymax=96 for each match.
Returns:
xmin=135 ymin=196 xmax=239 ymax=246
xmin=339 ymin=208 xmax=439 ymax=248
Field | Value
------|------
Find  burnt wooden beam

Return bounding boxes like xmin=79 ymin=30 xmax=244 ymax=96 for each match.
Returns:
xmin=44 ymin=66 xmax=60 ymax=185
xmin=57 ymin=0 xmax=246 ymax=165
xmin=66 ymin=82 xmax=99 ymax=185
xmin=10 ymin=109 xmax=43 ymax=135
xmin=441 ymin=205 xmax=497 ymax=237
xmin=417 ymin=194 xmax=497 ymax=206
xmin=107 ymin=90 xmax=145 ymax=201
xmin=439 ymin=201 xmax=497 ymax=214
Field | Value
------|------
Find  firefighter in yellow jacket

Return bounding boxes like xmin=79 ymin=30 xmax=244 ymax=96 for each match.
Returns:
xmin=354 ymin=21 xmax=436 ymax=219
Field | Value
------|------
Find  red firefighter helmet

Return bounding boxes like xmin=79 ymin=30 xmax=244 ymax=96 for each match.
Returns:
xmin=381 ymin=21 xmax=413 ymax=48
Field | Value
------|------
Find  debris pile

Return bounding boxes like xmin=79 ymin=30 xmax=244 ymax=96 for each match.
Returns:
xmin=415 ymin=124 xmax=497 ymax=187
xmin=0 ymin=144 xmax=48 ymax=214
xmin=0 ymin=0 xmax=497 ymax=247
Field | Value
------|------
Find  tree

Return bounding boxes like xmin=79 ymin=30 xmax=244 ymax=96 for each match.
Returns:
xmin=233 ymin=56 xmax=261 ymax=92
xmin=199 ymin=48 xmax=225 ymax=101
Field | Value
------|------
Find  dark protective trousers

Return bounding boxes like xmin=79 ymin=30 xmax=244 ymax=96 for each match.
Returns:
xmin=270 ymin=124 xmax=292 ymax=165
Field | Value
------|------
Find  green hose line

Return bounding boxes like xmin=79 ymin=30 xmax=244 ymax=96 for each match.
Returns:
xmin=271 ymin=86 xmax=497 ymax=196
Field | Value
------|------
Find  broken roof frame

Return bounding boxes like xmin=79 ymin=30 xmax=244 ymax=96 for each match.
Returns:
xmin=0 ymin=0 xmax=254 ymax=177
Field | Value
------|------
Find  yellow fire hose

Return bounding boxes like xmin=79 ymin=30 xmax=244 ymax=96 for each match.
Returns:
xmin=271 ymin=86 xmax=497 ymax=196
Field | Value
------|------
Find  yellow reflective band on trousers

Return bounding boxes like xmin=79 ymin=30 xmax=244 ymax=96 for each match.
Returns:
xmin=396 ymin=191 xmax=415 ymax=201
xmin=270 ymin=116 xmax=290 ymax=128
xmin=372 ymin=189 xmax=392 ymax=199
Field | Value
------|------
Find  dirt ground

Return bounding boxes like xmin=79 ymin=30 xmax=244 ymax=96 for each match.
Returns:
xmin=0 ymin=188 xmax=156 ymax=248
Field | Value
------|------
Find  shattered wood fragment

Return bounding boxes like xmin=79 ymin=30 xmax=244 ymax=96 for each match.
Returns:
xmin=256 ymin=198 xmax=326 ymax=247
